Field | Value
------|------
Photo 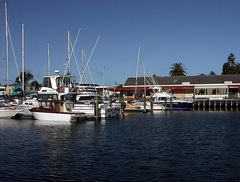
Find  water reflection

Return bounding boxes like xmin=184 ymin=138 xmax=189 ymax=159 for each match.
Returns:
xmin=0 ymin=112 xmax=240 ymax=181
xmin=33 ymin=120 xmax=71 ymax=126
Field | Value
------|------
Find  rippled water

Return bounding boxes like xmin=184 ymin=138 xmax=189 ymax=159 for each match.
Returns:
xmin=0 ymin=111 xmax=240 ymax=181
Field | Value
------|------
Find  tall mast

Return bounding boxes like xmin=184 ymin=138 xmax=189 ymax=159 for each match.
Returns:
xmin=135 ymin=47 xmax=140 ymax=95
xmin=47 ymin=43 xmax=50 ymax=76
xmin=143 ymin=62 xmax=146 ymax=97
xmin=81 ymin=48 xmax=84 ymax=84
xmin=5 ymin=3 xmax=9 ymax=90
xmin=67 ymin=30 xmax=70 ymax=74
xmin=21 ymin=24 xmax=25 ymax=93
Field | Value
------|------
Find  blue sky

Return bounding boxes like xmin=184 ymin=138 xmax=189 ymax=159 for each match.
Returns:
xmin=0 ymin=0 xmax=240 ymax=86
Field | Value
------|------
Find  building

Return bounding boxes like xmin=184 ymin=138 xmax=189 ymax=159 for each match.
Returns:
xmin=119 ymin=75 xmax=240 ymax=99
xmin=5 ymin=84 xmax=36 ymax=95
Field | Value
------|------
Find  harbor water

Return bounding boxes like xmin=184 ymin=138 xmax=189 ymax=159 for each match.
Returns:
xmin=1 ymin=111 xmax=240 ymax=181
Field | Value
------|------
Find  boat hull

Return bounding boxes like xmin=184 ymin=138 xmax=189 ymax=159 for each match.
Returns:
xmin=0 ymin=109 xmax=22 ymax=118
xmin=170 ymin=102 xmax=193 ymax=111
xmin=31 ymin=111 xmax=80 ymax=122
xmin=71 ymin=103 xmax=122 ymax=119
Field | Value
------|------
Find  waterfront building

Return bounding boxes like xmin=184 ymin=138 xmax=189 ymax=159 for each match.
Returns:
xmin=114 ymin=74 xmax=240 ymax=99
xmin=5 ymin=84 xmax=36 ymax=95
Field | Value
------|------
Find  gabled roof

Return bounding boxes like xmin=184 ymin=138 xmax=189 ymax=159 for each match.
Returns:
xmin=123 ymin=75 xmax=240 ymax=86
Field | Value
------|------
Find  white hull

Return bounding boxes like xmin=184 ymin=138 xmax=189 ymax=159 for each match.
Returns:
xmin=20 ymin=99 xmax=39 ymax=117
xmin=71 ymin=104 xmax=122 ymax=119
xmin=100 ymin=107 xmax=122 ymax=119
xmin=19 ymin=105 xmax=35 ymax=117
xmin=31 ymin=111 xmax=81 ymax=122
xmin=0 ymin=109 xmax=22 ymax=118
xmin=126 ymin=101 xmax=165 ymax=111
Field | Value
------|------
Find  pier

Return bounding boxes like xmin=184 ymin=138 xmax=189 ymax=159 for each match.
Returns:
xmin=193 ymin=99 xmax=240 ymax=111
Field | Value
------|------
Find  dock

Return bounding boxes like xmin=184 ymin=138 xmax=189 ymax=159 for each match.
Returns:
xmin=193 ymin=99 xmax=240 ymax=111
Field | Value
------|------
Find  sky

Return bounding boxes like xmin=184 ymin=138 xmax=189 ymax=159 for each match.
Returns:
xmin=0 ymin=0 xmax=240 ymax=86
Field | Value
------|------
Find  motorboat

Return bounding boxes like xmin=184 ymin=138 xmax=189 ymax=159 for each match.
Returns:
xmin=151 ymin=86 xmax=193 ymax=110
xmin=30 ymin=100 xmax=85 ymax=122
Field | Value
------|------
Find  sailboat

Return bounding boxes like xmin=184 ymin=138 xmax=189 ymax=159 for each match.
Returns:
xmin=125 ymin=47 xmax=165 ymax=111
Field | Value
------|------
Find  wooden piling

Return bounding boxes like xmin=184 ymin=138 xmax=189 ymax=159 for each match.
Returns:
xmin=94 ymin=96 xmax=99 ymax=119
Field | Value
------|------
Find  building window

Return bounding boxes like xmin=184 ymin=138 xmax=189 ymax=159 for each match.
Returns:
xmin=195 ymin=88 xmax=227 ymax=96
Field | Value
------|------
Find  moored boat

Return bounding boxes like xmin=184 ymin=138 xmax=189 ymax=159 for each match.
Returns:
xmin=14 ymin=98 xmax=40 ymax=118
xmin=0 ymin=102 xmax=23 ymax=118
xmin=151 ymin=86 xmax=193 ymax=110
xmin=30 ymin=100 xmax=85 ymax=122
xmin=65 ymin=92 xmax=123 ymax=119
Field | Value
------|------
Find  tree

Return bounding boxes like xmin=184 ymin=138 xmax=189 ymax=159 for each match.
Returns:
xmin=169 ymin=63 xmax=187 ymax=76
xmin=233 ymin=63 xmax=240 ymax=74
xmin=15 ymin=72 xmax=34 ymax=84
xmin=210 ymin=71 xmax=216 ymax=75
xmin=31 ymin=80 xmax=41 ymax=90
xmin=221 ymin=53 xmax=237 ymax=74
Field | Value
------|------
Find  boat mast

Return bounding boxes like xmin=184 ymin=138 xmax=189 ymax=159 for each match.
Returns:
xmin=5 ymin=3 xmax=9 ymax=91
xmin=135 ymin=47 xmax=141 ymax=96
xmin=21 ymin=24 xmax=25 ymax=93
xmin=143 ymin=62 xmax=146 ymax=97
xmin=47 ymin=43 xmax=50 ymax=76
xmin=80 ymin=48 xmax=84 ymax=84
xmin=67 ymin=30 xmax=70 ymax=74
xmin=63 ymin=29 xmax=81 ymax=77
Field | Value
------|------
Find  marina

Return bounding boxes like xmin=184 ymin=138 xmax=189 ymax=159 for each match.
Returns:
xmin=0 ymin=1 xmax=239 ymax=181
xmin=0 ymin=2 xmax=240 ymax=181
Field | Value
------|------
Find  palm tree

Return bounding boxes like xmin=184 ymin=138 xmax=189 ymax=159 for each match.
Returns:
xmin=169 ymin=63 xmax=187 ymax=76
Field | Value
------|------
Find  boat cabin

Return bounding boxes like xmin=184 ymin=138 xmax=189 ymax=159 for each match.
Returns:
xmin=38 ymin=71 xmax=73 ymax=100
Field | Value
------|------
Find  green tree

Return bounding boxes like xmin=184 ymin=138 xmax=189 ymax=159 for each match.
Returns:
xmin=221 ymin=53 xmax=237 ymax=74
xmin=233 ymin=63 xmax=240 ymax=74
xmin=31 ymin=80 xmax=41 ymax=90
xmin=210 ymin=71 xmax=216 ymax=75
xmin=15 ymin=72 xmax=34 ymax=84
xmin=169 ymin=63 xmax=187 ymax=76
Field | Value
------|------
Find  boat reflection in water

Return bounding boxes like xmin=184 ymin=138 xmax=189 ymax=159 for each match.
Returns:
xmin=33 ymin=119 xmax=71 ymax=126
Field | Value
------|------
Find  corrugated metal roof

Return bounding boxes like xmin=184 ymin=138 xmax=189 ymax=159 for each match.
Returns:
xmin=123 ymin=75 xmax=240 ymax=86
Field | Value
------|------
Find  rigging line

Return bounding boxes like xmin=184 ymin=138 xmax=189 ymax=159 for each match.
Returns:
xmin=79 ymin=36 xmax=100 ymax=85
xmin=142 ymin=71 xmax=154 ymax=85
xmin=139 ymin=69 xmax=154 ymax=87
xmin=63 ymin=28 xmax=81 ymax=77
xmin=7 ymin=20 xmax=20 ymax=76
xmin=69 ymin=39 xmax=81 ymax=81
xmin=79 ymin=49 xmax=84 ymax=84
xmin=82 ymin=50 xmax=95 ymax=87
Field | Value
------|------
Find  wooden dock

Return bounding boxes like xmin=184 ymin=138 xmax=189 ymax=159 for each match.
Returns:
xmin=193 ymin=99 xmax=240 ymax=111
